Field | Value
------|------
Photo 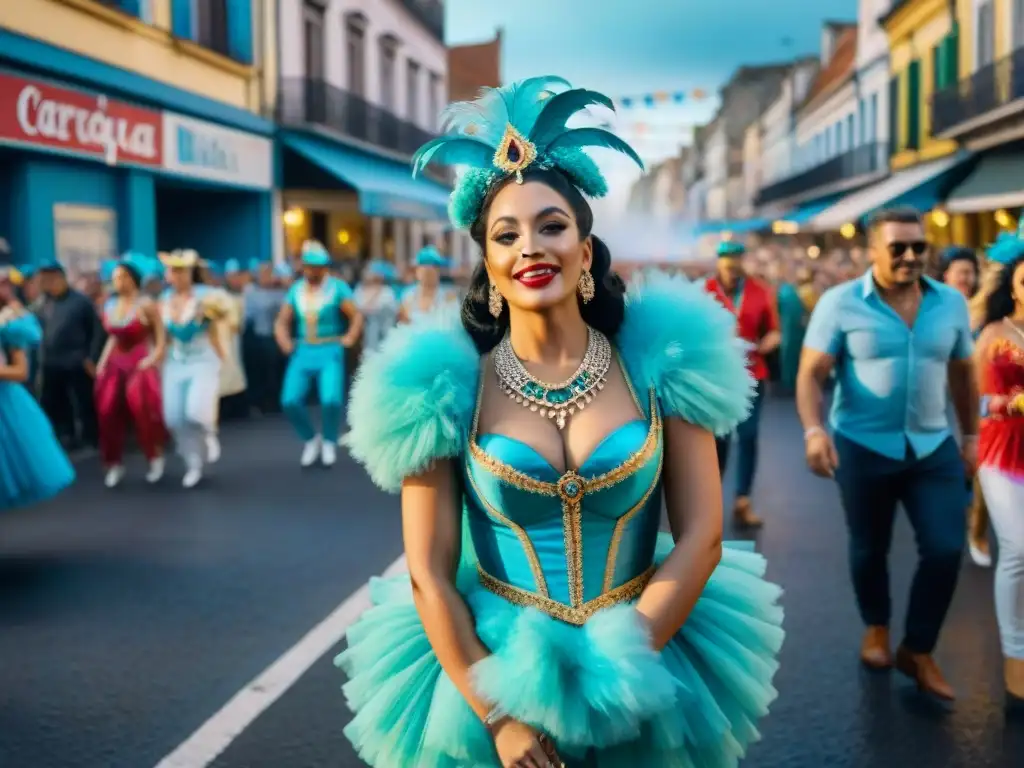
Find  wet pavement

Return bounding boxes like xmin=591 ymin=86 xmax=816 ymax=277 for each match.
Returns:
xmin=0 ymin=399 xmax=1020 ymax=768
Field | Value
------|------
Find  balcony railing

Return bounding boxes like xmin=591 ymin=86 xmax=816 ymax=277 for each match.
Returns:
xmin=932 ymin=47 xmax=1024 ymax=137
xmin=754 ymin=142 xmax=886 ymax=206
xmin=278 ymin=77 xmax=437 ymax=158
xmin=397 ymin=0 xmax=444 ymax=41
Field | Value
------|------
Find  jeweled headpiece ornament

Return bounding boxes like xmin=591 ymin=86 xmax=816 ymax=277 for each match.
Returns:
xmin=412 ymin=76 xmax=645 ymax=230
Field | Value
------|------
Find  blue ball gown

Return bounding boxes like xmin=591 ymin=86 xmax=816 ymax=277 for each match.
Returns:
xmin=0 ymin=308 xmax=75 ymax=510
xmin=340 ymin=274 xmax=784 ymax=767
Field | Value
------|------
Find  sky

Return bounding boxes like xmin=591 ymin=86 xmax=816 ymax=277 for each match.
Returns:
xmin=445 ymin=0 xmax=859 ymax=215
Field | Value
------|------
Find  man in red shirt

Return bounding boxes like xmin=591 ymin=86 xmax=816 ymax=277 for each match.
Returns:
xmin=705 ymin=240 xmax=781 ymax=527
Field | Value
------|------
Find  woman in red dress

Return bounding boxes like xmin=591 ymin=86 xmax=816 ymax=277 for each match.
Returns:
xmin=95 ymin=255 xmax=168 ymax=488
xmin=975 ymin=248 xmax=1024 ymax=705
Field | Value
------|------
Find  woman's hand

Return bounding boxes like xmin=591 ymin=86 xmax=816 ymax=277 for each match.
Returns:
xmin=137 ymin=354 xmax=158 ymax=371
xmin=491 ymin=717 xmax=561 ymax=768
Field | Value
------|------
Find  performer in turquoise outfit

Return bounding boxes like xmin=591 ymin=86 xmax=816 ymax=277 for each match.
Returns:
xmin=398 ymin=245 xmax=458 ymax=323
xmin=0 ymin=267 xmax=75 ymax=510
xmin=274 ymin=240 xmax=363 ymax=468
xmin=340 ymin=77 xmax=783 ymax=767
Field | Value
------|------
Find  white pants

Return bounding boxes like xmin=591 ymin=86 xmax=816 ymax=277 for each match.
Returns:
xmin=978 ymin=467 xmax=1024 ymax=659
xmin=163 ymin=357 xmax=221 ymax=468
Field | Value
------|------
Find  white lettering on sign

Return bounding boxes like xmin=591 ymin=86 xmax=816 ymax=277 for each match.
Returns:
xmin=15 ymin=86 xmax=159 ymax=165
xmin=161 ymin=113 xmax=273 ymax=189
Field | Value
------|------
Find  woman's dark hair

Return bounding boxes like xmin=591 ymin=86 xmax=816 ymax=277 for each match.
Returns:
xmin=982 ymin=255 xmax=1024 ymax=328
xmin=461 ymin=168 xmax=625 ymax=353
xmin=939 ymin=246 xmax=978 ymax=277
xmin=117 ymin=262 xmax=142 ymax=289
xmin=191 ymin=264 xmax=206 ymax=285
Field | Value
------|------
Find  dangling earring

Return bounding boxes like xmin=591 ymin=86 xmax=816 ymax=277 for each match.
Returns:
xmin=488 ymin=283 xmax=504 ymax=317
xmin=577 ymin=270 xmax=595 ymax=304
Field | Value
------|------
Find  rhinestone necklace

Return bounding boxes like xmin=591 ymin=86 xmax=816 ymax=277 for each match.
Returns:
xmin=493 ymin=328 xmax=612 ymax=429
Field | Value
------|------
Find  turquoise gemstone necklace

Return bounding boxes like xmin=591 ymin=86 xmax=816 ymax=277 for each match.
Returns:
xmin=493 ymin=328 xmax=612 ymax=429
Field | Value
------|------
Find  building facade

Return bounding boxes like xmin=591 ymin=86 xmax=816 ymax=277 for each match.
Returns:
xmin=448 ymin=29 xmax=502 ymax=103
xmin=275 ymin=0 xmax=459 ymax=272
xmin=930 ymin=0 xmax=1024 ymax=245
xmin=0 ymin=0 xmax=277 ymax=276
xmin=856 ymin=0 xmax=896 ymax=158
xmin=757 ymin=58 xmax=819 ymax=191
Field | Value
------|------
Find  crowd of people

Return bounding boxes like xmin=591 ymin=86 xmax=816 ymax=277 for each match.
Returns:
xmin=2 ymin=74 xmax=1024 ymax=767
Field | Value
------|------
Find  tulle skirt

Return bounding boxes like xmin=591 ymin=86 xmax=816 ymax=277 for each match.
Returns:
xmin=337 ymin=535 xmax=784 ymax=767
xmin=0 ymin=381 xmax=75 ymax=511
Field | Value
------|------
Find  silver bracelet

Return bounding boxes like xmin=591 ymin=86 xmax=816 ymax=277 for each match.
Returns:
xmin=803 ymin=425 xmax=826 ymax=441
xmin=484 ymin=706 xmax=507 ymax=728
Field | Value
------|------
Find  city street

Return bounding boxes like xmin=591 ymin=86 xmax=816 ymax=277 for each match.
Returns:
xmin=0 ymin=399 xmax=1020 ymax=768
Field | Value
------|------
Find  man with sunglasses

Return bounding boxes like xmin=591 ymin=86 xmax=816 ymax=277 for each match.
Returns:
xmin=795 ymin=207 xmax=978 ymax=701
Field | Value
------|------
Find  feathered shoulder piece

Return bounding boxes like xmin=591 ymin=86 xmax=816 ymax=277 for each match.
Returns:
xmin=413 ymin=76 xmax=645 ymax=230
xmin=343 ymin=305 xmax=480 ymax=493
xmin=617 ymin=272 xmax=755 ymax=436
xmin=0 ymin=305 xmax=43 ymax=349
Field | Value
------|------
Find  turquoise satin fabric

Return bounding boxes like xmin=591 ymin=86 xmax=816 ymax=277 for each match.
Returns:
xmin=288 ymin=277 xmax=353 ymax=340
xmin=464 ymin=406 xmax=663 ymax=606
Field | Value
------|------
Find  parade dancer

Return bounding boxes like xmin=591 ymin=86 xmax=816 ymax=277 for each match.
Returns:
xmin=705 ymin=240 xmax=781 ymax=527
xmin=0 ymin=268 xmax=75 ymax=510
xmin=274 ymin=241 xmax=362 ymax=468
xmin=397 ymin=245 xmax=457 ymax=323
xmin=797 ymin=207 xmax=977 ymax=700
xmin=975 ymin=236 xmax=1024 ymax=704
xmin=95 ymin=253 xmax=168 ymax=488
xmin=159 ymin=250 xmax=226 ymax=489
xmin=337 ymin=76 xmax=783 ymax=767
xmin=354 ymin=260 xmax=400 ymax=354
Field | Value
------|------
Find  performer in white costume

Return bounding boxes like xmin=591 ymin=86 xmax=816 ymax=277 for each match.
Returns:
xmin=159 ymin=250 xmax=227 ymax=488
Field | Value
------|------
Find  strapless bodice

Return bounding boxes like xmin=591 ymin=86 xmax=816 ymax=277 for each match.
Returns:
xmin=462 ymin=383 xmax=663 ymax=625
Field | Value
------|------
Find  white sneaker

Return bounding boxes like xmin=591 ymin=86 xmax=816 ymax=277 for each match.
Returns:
xmin=301 ymin=436 xmax=322 ymax=467
xmin=182 ymin=455 xmax=203 ymax=489
xmin=145 ymin=457 xmax=165 ymax=484
xmin=104 ymin=465 xmax=125 ymax=489
xmin=205 ymin=433 xmax=221 ymax=464
xmin=321 ymin=442 xmax=337 ymax=467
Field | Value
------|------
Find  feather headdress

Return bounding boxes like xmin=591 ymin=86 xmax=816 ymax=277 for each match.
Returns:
xmin=413 ymin=76 xmax=644 ymax=230
xmin=987 ymin=221 xmax=1024 ymax=265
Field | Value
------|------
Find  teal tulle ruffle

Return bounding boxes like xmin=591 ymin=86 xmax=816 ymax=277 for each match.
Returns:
xmin=336 ymin=536 xmax=784 ymax=767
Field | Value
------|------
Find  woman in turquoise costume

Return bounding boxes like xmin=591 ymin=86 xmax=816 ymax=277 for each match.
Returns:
xmin=339 ymin=77 xmax=784 ymax=767
xmin=274 ymin=240 xmax=363 ymax=468
xmin=398 ymin=245 xmax=458 ymax=323
xmin=0 ymin=267 xmax=75 ymax=510
xmin=159 ymin=249 xmax=227 ymax=489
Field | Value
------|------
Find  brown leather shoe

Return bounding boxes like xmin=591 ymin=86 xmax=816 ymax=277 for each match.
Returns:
xmin=895 ymin=645 xmax=956 ymax=700
xmin=860 ymin=626 xmax=893 ymax=670
xmin=733 ymin=497 xmax=763 ymax=528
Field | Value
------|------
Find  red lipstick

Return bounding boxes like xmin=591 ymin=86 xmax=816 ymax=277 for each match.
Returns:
xmin=513 ymin=263 xmax=561 ymax=289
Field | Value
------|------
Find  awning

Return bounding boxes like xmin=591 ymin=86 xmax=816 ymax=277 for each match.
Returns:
xmin=281 ymin=132 xmax=452 ymax=221
xmin=945 ymin=150 xmax=1024 ymax=212
xmin=693 ymin=218 xmax=770 ymax=236
xmin=774 ymin=195 xmax=843 ymax=227
xmin=808 ymin=152 xmax=971 ymax=232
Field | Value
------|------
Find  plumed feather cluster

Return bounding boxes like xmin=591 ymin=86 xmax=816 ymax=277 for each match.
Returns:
xmin=342 ymin=304 xmax=478 ymax=493
xmin=414 ymin=76 xmax=644 ymax=230
xmin=987 ymin=231 xmax=1024 ymax=266
xmin=617 ymin=271 xmax=755 ymax=436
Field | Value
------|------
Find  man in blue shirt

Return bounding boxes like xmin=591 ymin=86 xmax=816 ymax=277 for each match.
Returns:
xmin=796 ymin=207 xmax=978 ymax=701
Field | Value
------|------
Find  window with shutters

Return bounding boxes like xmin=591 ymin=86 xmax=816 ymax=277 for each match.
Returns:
xmin=303 ymin=1 xmax=325 ymax=80
xmin=345 ymin=15 xmax=366 ymax=96
xmin=977 ymin=1 xmax=996 ymax=68
xmin=906 ymin=60 xmax=921 ymax=150
xmin=406 ymin=60 xmax=420 ymax=124
xmin=869 ymin=92 xmax=878 ymax=144
xmin=888 ymin=75 xmax=900 ymax=154
xmin=931 ymin=42 xmax=943 ymax=91
xmin=846 ymin=114 xmax=855 ymax=150
xmin=379 ymin=36 xmax=399 ymax=111
xmin=1014 ymin=0 xmax=1024 ymax=48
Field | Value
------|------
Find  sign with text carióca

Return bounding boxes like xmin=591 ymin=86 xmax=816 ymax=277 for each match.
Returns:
xmin=0 ymin=72 xmax=162 ymax=167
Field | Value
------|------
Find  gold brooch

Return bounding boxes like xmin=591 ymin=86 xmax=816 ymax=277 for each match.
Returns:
xmin=493 ymin=124 xmax=537 ymax=183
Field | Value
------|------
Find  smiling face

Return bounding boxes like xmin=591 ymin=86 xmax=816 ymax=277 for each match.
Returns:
xmin=943 ymin=258 xmax=977 ymax=298
xmin=483 ymin=180 xmax=592 ymax=314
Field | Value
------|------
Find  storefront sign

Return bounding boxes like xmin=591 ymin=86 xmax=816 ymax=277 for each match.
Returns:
xmin=162 ymin=113 xmax=273 ymax=190
xmin=0 ymin=73 xmax=162 ymax=166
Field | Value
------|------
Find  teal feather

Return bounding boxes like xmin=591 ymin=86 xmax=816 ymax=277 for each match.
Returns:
xmin=500 ymin=75 xmax=572 ymax=135
xmin=987 ymin=231 xmax=1024 ymax=265
xmin=530 ymin=89 xmax=616 ymax=149
xmin=411 ymin=136 xmax=494 ymax=176
xmin=545 ymin=127 xmax=645 ymax=171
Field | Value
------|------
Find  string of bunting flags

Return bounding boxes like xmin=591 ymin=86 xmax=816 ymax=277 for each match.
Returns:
xmin=615 ymin=89 xmax=709 ymax=108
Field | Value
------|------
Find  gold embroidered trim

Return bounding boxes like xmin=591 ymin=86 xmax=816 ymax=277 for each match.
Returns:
xmin=477 ymin=564 xmax=655 ymax=626
xmin=465 ymin=470 xmax=550 ymax=597
xmin=602 ymin=446 xmax=664 ymax=592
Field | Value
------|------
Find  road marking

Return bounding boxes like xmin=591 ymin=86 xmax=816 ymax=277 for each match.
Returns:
xmin=154 ymin=555 xmax=407 ymax=768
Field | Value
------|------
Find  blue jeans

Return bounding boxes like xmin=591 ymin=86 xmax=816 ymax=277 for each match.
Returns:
xmin=834 ymin=434 xmax=966 ymax=654
xmin=715 ymin=379 xmax=765 ymax=498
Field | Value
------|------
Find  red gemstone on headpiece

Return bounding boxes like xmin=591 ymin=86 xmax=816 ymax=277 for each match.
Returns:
xmin=507 ymin=140 xmax=521 ymax=163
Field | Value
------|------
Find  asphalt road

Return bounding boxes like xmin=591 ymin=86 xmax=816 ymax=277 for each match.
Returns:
xmin=0 ymin=399 xmax=1020 ymax=768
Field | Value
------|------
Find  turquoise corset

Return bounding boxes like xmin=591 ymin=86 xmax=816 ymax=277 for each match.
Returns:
xmin=166 ymin=318 xmax=207 ymax=344
xmin=463 ymin=376 xmax=662 ymax=626
xmin=291 ymin=278 xmax=349 ymax=342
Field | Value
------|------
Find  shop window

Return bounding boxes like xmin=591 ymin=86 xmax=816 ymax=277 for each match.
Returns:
xmin=304 ymin=1 xmax=326 ymax=80
xmin=195 ymin=0 xmax=230 ymax=58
